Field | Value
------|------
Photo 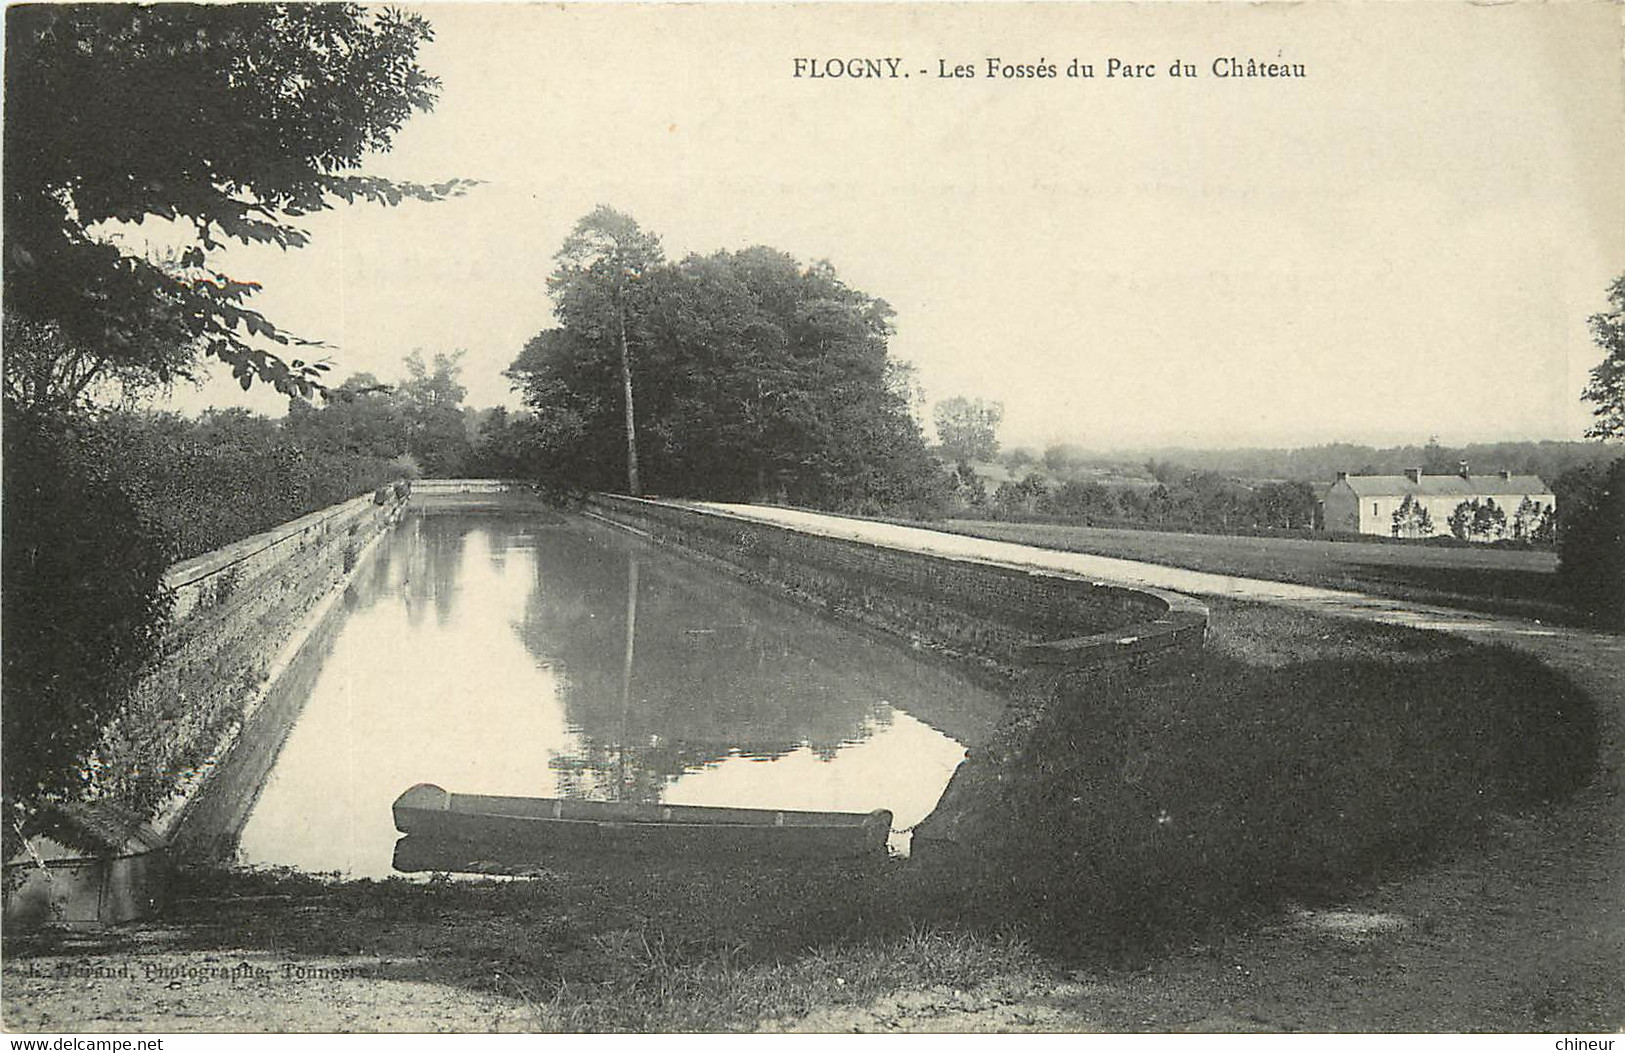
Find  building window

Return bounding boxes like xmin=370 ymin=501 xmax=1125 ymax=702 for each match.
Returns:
xmin=1372 ymin=502 xmax=1378 ymax=517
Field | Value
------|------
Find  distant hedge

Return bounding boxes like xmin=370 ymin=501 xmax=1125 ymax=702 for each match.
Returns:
xmin=86 ymin=409 xmax=400 ymax=562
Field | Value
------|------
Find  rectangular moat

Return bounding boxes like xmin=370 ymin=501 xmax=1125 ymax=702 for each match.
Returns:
xmin=233 ymin=506 xmax=1006 ymax=877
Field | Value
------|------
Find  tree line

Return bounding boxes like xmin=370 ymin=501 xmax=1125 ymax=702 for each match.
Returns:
xmin=501 ymin=207 xmax=942 ymax=512
xmin=987 ymin=438 xmax=1619 ymax=491
xmin=950 ymin=465 xmax=1321 ymax=534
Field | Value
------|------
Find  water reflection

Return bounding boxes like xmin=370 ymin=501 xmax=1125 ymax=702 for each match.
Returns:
xmin=236 ymin=513 xmax=1000 ymax=876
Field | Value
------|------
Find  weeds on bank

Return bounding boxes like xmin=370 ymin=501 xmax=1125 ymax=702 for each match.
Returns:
xmin=950 ymin=600 xmax=1600 ymax=956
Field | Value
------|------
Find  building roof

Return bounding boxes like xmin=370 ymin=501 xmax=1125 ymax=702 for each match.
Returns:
xmin=1337 ymin=474 xmax=1550 ymax=498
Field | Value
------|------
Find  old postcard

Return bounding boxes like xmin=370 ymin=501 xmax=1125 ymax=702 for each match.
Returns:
xmin=3 ymin=1 xmax=1622 ymax=1040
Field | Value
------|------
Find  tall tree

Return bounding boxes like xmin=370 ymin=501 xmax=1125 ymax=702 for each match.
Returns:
xmin=397 ymin=351 xmax=472 ymax=477
xmin=3 ymin=4 xmax=468 ymax=407
xmin=933 ymin=397 xmax=1003 ymax=464
xmin=548 ymin=207 xmax=665 ymax=495
xmin=512 ymin=241 xmax=939 ymax=509
xmin=1582 ymin=275 xmax=1625 ymax=440
xmin=468 ymin=406 xmax=526 ymax=478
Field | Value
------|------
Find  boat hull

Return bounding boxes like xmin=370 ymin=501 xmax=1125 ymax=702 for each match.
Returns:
xmin=391 ymin=784 xmax=892 ymax=863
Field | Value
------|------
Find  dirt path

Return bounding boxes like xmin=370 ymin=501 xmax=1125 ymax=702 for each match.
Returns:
xmin=693 ymin=502 xmax=1624 ymax=1033
xmin=1 ymin=951 xmax=536 ymax=1033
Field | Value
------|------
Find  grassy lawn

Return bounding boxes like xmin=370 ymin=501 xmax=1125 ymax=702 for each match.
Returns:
xmin=897 ymin=518 xmax=1572 ymax=623
xmin=3 ymin=602 xmax=1600 ymax=1031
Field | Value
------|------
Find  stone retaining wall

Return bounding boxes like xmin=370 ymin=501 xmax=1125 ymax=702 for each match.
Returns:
xmin=586 ymin=495 xmax=1206 ymax=680
xmin=410 ymin=478 xmax=527 ymax=495
xmin=94 ymin=488 xmax=410 ymax=849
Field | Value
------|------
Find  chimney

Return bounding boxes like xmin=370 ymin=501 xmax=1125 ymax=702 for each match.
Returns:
xmin=1335 ymin=470 xmax=1348 ymax=483
xmin=1458 ymin=461 xmax=1470 ymax=479
xmin=1403 ymin=468 xmax=1421 ymax=484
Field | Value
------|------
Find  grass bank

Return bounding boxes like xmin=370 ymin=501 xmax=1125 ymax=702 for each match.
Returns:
xmin=895 ymin=517 xmax=1574 ymax=623
xmin=3 ymin=603 xmax=1601 ymax=1032
xmin=942 ymin=600 xmax=1598 ymax=958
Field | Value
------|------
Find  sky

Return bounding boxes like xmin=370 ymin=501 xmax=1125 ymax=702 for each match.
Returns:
xmin=156 ymin=2 xmax=1625 ymax=450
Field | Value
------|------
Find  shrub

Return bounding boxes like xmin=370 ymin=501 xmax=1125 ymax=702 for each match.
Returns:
xmin=388 ymin=452 xmax=423 ymax=481
xmin=1390 ymin=493 xmax=1434 ymax=538
xmin=1447 ymin=498 xmax=1507 ymax=541
xmin=1044 ymin=479 xmax=1121 ymax=524
xmin=1556 ymin=455 xmax=1625 ymax=628
xmin=1 ymin=411 xmax=174 ymax=858
xmin=204 ymin=566 xmax=241 ymax=609
xmin=84 ymin=410 xmax=398 ymax=560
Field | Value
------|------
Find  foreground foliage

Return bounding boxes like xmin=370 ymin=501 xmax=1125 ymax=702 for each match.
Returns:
xmin=1 ymin=414 xmax=174 ymax=858
xmin=3 ymin=4 xmax=463 ymax=405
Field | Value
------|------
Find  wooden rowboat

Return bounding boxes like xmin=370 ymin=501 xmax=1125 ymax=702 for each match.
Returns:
xmin=391 ymin=783 xmax=893 ymax=861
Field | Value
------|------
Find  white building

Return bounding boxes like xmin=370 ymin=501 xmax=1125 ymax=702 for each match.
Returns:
xmin=1320 ymin=465 xmax=1555 ymax=540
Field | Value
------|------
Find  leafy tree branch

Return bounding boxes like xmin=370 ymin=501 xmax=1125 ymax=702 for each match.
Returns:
xmin=3 ymin=4 xmax=473 ymax=406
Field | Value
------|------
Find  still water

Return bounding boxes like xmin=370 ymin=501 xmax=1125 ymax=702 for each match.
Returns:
xmin=236 ymin=512 xmax=1003 ymax=876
